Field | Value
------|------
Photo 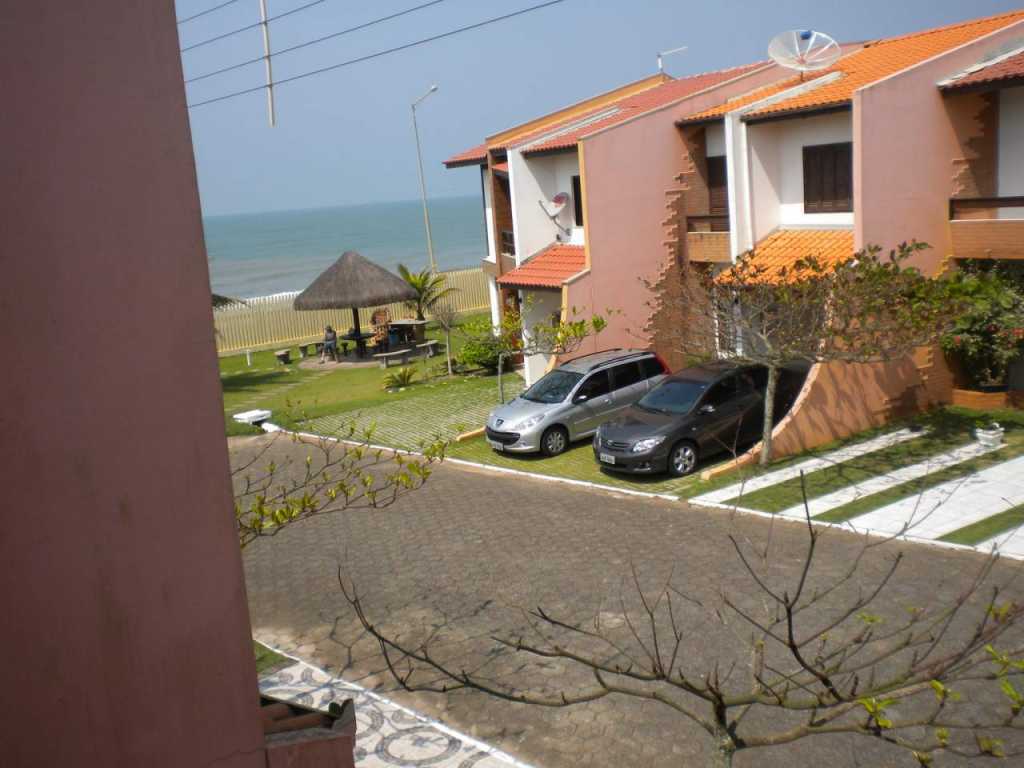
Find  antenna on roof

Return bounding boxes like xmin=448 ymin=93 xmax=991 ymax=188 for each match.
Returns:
xmin=768 ymin=29 xmax=840 ymax=80
xmin=657 ymin=45 xmax=688 ymax=73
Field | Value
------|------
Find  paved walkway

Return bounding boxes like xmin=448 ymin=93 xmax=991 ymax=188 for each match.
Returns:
xmin=775 ymin=441 xmax=1000 ymax=519
xmin=693 ymin=427 xmax=927 ymax=505
xmin=235 ymin=434 xmax=1023 ymax=768
xmin=848 ymin=454 xmax=1024 ymax=540
xmin=260 ymin=656 xmax=531 ymax=768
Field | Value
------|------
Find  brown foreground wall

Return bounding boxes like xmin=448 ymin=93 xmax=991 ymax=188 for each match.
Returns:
xmin=0 ymin=3 xmax=265 ymax=766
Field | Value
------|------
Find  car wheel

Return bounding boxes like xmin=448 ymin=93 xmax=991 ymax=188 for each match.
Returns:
xmin=540 ymin=426 xmax=569 ymax=457
xmin=667 ymin=441 xmax=698 ymax=477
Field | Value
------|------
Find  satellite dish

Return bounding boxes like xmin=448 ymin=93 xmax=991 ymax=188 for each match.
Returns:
xmin=541 ymin=192 xmax=570 ymax=218
xmin=768 ymin=29 xmax=841 ymax=72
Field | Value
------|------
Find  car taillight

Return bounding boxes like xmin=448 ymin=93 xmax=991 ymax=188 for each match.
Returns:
xmin=653 ymin=353 xmax=670 ymax=373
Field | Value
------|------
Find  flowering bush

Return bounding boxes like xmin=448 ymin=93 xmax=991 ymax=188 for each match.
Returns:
xmin=941 ymin=266 xmax=1024 ymax=388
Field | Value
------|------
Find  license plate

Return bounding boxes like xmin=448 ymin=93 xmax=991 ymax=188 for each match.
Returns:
xmin=600 ymin=452 xmax=616 ymax=464
xmin=488 ymin=440 xmax=504 ymax=452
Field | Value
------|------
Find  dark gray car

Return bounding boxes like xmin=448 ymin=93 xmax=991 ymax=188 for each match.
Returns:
xmin=593 ymin=362 xmax=804 ymax=477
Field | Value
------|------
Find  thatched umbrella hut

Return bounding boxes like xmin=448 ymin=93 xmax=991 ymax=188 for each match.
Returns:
xmin=293 ymin=250 xmax=417 ymax=355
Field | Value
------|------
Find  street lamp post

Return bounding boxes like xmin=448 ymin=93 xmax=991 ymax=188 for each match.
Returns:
xmin=412 ymin=84 xmax=438 ymax=273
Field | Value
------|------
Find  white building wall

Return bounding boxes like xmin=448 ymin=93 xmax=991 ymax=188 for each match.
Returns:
xmin=999 ymin=86 xmax=1024 ymax=218
xmin=508 ymin=148 xmax=582 ymax=261
xmin=775 ymin=111 xmax=854 ymax=227
xmin=734 ymin=111 xmax=855 ymax=249
xmin=706 ymin=122 xmax=726 ymax=157
xmin=481 ymin=166 xmax=497 ymax=262
xmin=747 ymin=121 xmax=783 ymax=246
xmin=520 ymin=288 xmax=564 ymax=385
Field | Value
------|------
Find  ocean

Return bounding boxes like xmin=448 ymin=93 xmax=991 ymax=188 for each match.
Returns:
xmin=204 ymin=196 xmax=486 ymax=299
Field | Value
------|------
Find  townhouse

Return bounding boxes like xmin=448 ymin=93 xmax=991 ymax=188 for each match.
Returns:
xmin=446 ymin=9 xmax=1024 ymax=455
xmin=667 ymin=10 xmax=1024 ymax=455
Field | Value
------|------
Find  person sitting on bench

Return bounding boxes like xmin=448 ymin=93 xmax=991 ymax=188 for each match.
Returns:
xmin=320 ymin=325 xmax=338 ymax=363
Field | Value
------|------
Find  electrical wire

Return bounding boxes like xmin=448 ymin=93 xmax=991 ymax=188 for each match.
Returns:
xmin=187 ymin=0 xmax=566 ymax=109
xmin=177 ymin=0 xmax=240 ymax=25
xmin=186 ymin=0 xmax=448 ymax=83
xmin=180 ymin=0 xmax=328 ymax=53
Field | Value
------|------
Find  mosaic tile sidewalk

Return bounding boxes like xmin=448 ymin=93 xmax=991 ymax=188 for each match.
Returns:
xmin=259 ymin=656 xmax=535 ymax=768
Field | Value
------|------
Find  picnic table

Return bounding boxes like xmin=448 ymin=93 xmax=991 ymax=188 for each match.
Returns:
xmin=388 ymin=318 xmax=428 ymax=345
xmin=342 ymin=330 xmax=374 ymax=358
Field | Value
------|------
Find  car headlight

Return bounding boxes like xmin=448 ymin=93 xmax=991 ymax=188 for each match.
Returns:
xmin=631 ymin=436 xmax=666 ymax=453
xmin=511 ymin=414 xmax=545 ymax=431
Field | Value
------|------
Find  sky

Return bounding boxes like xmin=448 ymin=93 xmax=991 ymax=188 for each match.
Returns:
xmin=176 ymin=0 xmax=1022 ymax=216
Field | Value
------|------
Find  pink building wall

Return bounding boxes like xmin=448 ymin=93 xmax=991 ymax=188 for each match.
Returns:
xmin=572 ymin=65 xmax=789 ymax=356
xmin=0 ymin=3 xmax=264 ymax=767
xmin=855 ymin=19 xmax=1024 ymax=268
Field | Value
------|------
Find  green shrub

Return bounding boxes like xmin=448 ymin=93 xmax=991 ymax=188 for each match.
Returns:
xmin=382 ymin=367 xmax=417 ymax=390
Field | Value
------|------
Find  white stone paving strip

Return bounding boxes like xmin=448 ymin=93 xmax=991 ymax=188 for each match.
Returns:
xmin=774 ymin=441 xmax=1001 ymax=519
xmin=842 ymin=454 xmax=1024 ymax=541
xmin=982 ymin=525 xmax=1024 ymax=558
xmin=692 ymin=428 xmax=928 ymax=506
xmin=259 ymin=657 xmax=536 ymax=768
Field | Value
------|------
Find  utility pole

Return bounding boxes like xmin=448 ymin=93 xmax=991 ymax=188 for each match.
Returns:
xmin=412 ymin=84 xmax=438 ymax=272
xmin=258 ymin=0 xmax=276 ymax=126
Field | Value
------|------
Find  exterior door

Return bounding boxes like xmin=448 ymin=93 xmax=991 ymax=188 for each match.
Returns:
xmin=695 ymin=375 xmax=745 ymax=454
xmin=609 ymin=361 xmax=648 ymax=415
xmin=570 ymin=369 xmax=613 ymax=437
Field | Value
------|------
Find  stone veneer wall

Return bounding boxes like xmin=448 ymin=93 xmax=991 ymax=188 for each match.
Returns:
xmin=646 ymin=125 xmax=712 ymax=371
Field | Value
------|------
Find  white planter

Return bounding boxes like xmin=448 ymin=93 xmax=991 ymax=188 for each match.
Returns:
xmin=975 ymin=424 xmax=1004 ymax=448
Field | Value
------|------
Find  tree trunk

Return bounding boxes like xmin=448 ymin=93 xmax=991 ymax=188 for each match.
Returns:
xmin=710 ymin=745 xmax=735 ymax=768
xmin=759 ymin=364 xmax=779 ymax=466
xmin=444 ymin=329 xmax=453 ymax=377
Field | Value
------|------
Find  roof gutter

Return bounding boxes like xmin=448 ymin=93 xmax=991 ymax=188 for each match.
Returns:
xmin=742 ymin=101 xmax=852 ymax=125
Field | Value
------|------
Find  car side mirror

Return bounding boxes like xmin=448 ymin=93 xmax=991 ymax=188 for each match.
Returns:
xmin=699 ymin=404 xmax=715 ymax=415
xmin=573 ymin=393 xmax=589 ymax=403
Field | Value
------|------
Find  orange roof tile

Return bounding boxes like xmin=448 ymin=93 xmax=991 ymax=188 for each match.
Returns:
xmin=940 ymin=46 xmax=1024 ymax=89
xmin=445 ymin=63 xmax=767 ymax=166
xmin=496 ymin=244 xmax=585 ymax=289
xmin=688 ymin=10 xmax=1024 ymax=122
xmin=444 ymin=142 xmax=488 ymax=168
xmin=722 ymin=229 xmax=854 ymax=284
xmin=520 ymin=62 xmax=767 ymax=155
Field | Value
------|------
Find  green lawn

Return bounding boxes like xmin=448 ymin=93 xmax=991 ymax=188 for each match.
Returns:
xmin=254 ymin=641 xmax=289 ymax=675
xmin=448 ymin=435 xmax=727 ymax=497
xmin=220 ymin=312 xmax=488 ymax=436
xmin=939 ymin=503 xmax=1024 ymax=546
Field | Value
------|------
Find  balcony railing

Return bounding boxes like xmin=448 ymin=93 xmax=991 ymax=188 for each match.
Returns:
xmin=687 ymin=214 xmax=730 ymax=233
xmin=949 ymin=196 xmax=1024 ymax=261
xmin=949 ymin=196 xmax=1024 ymax=220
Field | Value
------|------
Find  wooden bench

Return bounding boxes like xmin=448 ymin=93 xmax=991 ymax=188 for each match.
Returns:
xmin=416 ymin=339 xmax=441 ymax=358
xmin=373 ymin=349 xmax=412 ymax=369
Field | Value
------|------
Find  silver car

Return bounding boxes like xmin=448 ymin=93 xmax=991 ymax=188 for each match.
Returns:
xmin=484 ymin=349 xmax=668 ymax=456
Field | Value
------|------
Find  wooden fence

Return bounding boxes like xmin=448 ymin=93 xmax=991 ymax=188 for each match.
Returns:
xmin=214 ymin=266 xmax=490 ymax=356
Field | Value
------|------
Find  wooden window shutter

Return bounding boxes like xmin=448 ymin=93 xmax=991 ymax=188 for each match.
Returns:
xmin=571 ymin=175 xmax=583 ymax=227
xmin=804 ymin=142 xmax=852 ymax=213
xmin=707 ymin=156 xmax=728 ymax=215
xmin=803 ymin=146 xmax=822 ymax=213
xmin=834 ymin=143 xmax=852 ymax=211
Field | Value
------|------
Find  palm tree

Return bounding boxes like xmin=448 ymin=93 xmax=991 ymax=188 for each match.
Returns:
xmin=397 ymin=264 xmax=457 ymax=320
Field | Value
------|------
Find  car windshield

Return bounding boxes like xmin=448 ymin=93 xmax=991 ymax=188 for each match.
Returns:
xmin=521 ymin=370 xmax=583 ymax=404
xmin=636 ymin=378 xmax=708 ymax=415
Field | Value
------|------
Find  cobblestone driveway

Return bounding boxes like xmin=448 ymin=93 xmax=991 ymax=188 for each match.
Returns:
xmin=237 ymin=435 xmax=1024 ymax=768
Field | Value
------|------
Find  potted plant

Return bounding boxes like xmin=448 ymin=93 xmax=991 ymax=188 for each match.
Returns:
xmin=941 ymin=265 xmax=1024 ymax=409
xmin=975 ymin=421 xmax=1004 ymax=447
